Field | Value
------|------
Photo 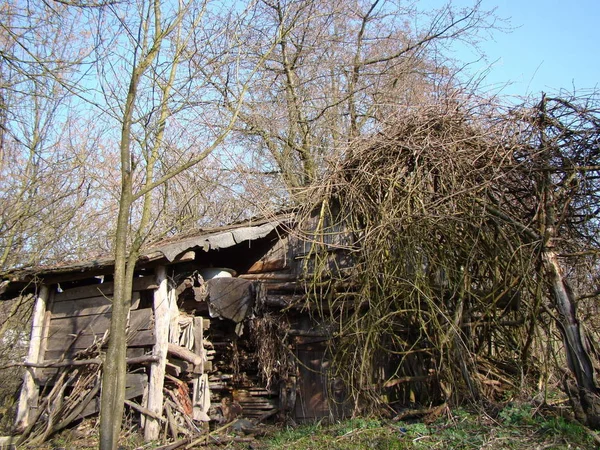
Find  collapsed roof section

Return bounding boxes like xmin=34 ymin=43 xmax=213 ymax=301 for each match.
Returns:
xmin=151 ymin=220 xmax=284 ymax=262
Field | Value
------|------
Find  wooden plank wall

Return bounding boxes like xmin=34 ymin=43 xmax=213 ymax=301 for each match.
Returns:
xmin=41 ymin=276 xmax=157 ymax=364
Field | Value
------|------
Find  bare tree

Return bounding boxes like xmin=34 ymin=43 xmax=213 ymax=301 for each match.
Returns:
xmin=214 ymin=0 xmax=498 ymax=200
xmin=0 ymin=0 xmax=103 ymax=271
xmin=86 ymin=1 xmax=283 ymax=447
xmin=494 ymin=93 xmax=600 ymax=426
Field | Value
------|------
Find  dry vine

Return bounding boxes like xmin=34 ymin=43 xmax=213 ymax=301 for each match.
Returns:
xmin=296 ymin=93 xmax=600 ymax=421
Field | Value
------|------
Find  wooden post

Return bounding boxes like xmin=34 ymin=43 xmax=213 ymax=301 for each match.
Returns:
xmin=144 ymin=266 xmax=171 ymax=441
xmin=15 ymin=285 xmax=50 ymax=430
xmin=192 ymin=317 xmax=210 ymax=421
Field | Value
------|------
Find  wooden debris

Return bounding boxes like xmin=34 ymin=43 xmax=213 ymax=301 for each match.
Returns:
xmin=52 ymin=276 xmax=157 ymax=302
xmin=165 ymin=401 xmax=182 ymax=439
xmin=124 ymin=399 xmax=165 ymax=423
xmin=168 ymin=343 xmax=203 ymax=366
xmin=16 ymin=263 xmax=313 ymax=448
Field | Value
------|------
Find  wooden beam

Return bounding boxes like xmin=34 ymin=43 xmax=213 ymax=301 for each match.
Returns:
xmin=15 ymin=285 xmax=50 ymax=430
xmin=173 ymin=250 xmax=195 ymax=263
xmin=37 ymin=290 xmax=54 ymax=370
xmin=192 ymin=316 xmax=204 ymax=374
xmin=48 ymin=307 xmax=152 ymax=340
xmin=53 ymin=276 xmax=157 ymax=302
xmin=192 ymin=317 xmax=209 ymax=421
xmin=239 ymin=272 xmax=296 ymax=281
xmin=44 ymin=328 xmax=154 ymax=353
xmin=167 ymin=343 xmax=203 ymax=366
xmin=21 ymin=354 xmax=159 ymax=368
xmin=124 ymin=399 xmax=166 ymax=423
xmin=246 ymin=257 xmax=287 ymax=273
xmin=144 ymin=266 xmax=171 ymax=441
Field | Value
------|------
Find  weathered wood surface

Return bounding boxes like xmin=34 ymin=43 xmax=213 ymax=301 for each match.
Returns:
xmin=234 ymin=390 xmax=278 ymax=418
xmin=48 ymin=308 xmax=152 ymax=339
xmin=207 ymin=278 xmax=255 ymax=323
xmin=25 ymin=355 xmax=158 ymax=369
xmin=167 ymin=343 xmax=203 ymax=366
xmin=191 ymin=317 xmax=207 ymax=421
xmin=79 ymin=373 xmax=148 ymax=419
xmin=263 ymin=294 xmax=304 ymax=309
xmin=246 ymin=258 xmax=287 ymax=274
xmin=124 ymin=399 xmax=165 ymax=423
xmin=239 ymin=272 xmax=296 ymax=281
xmin=15 ymin=285 xmax=50 ymax=430
xmin=45 ymin=329 xmax=154 ymax=352
xmin=53 ymin=276 xmax=156 ymax=302
xmin=295 ymin=348 xmax=329 ymax=420
xmin=44 ymin=338 xmax=154 ymax=361
xmin=261 ymin=281 xmax=302 ymax=293
xmin=51 ymin=292 xmax=140 ymax=318
xmin=193 ymin=317 xmax=204 ymax=370
xmin=145 ymin=266 xmax=171 ymax=441
xmin=44 ymin=308 xmax=153 ymax=361
xmin=35 ymin=353 xmax=156 ymax=384
xmin=246 ymin=237 xmax=288 ymax=273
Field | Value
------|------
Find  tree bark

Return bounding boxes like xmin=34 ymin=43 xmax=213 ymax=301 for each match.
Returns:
xmin=99 ymin=176 xmax=134 ymax=450
xmin=532 ymin=95 xmax=600 ymax=428
xmin=542 ymin=249 xmax=600 ymax=427
xmin=99 ymin=12 xmax=151 ymax=445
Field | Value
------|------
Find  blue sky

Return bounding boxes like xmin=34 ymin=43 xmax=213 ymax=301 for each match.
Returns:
xmin=428 ymin=0 xmax=599 ymax=99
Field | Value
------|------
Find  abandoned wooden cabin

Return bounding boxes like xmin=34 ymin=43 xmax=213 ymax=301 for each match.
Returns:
xmin=1 ymin=212 xmax=349 ymax=441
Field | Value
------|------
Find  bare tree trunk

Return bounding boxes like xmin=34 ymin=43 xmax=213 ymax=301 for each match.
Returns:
xmin=99 ymin=172 xmax=134 ymax=450
xmin=542 ymin=249 xmax=600 ymax=427
xmin=534 ymin=94 xmax=600 ymax=428
xmin=99 ymin=10 xmax=154 ymax=443
xmin=95 ymin=2 xmax=278 ymax=445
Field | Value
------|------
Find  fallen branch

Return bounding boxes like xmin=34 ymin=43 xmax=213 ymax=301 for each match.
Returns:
xmin=165 ymin=401 xmax=181 ymax=440
xmin=151 ymin=436 xmax=192 ymax=450
xmin=201 ymin=436 xmax=256 ymax=446
xmin=53 ymin=379 xmax=101 ymax=433
xmin=183 ymin=421 xmax=236 ymax=449
xmin=393 ymin=403 xmax=446 ymax=422
xmin=124 ymin=399 xmax=166 ymax=423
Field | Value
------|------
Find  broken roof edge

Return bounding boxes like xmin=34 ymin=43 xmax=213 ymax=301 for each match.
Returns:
xmin=150 ymin=219 xmax=287 ymax=262
xmin=1 ymin=212 xmax=296 ymax=288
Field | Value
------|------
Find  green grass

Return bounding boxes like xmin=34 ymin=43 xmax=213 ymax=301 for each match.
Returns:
xmin=262 ymin=405 xmax=597 ymax=450
xmin=39 ymin=404 xmax=597 ymax=449
xmin=265 ymin=417 xmax=407 ymax=449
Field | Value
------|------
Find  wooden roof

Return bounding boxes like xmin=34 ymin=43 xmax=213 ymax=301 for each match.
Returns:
xmin=0 ymin=213 xmax=294 ymax=297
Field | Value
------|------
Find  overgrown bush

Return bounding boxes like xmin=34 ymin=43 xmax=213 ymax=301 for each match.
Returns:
xmin=297 ymin=93 xmax=600 ymax=423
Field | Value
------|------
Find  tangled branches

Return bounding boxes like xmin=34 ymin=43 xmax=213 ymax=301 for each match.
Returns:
xmin=249 ymin=313 xmax=294 ymax=390
xmin=297 ymin=93 xmax=600 ymax=421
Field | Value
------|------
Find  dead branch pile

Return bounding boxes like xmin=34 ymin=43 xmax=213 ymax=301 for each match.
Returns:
xmin=249 ymin=313 xmax=294 ymax=390
xmin=297 ymin=96 xmax=600 ymax=416
xmin=17 ymin=339 xmax=106 ymax=447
